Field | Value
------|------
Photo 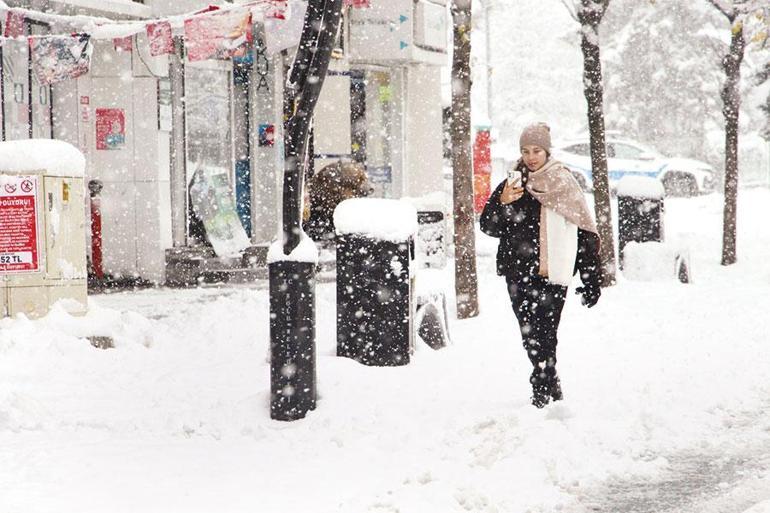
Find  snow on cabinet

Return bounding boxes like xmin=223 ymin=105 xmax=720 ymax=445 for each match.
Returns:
xmin=0 ymin=140 xmax=87 ymax=319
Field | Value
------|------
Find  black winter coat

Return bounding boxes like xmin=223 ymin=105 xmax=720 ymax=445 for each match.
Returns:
xmin=480 ymin=178 xmax=602 ymax=291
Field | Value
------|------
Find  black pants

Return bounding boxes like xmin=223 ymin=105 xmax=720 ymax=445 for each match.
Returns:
xmin=505 ymin=274 xmax=567 ymax=394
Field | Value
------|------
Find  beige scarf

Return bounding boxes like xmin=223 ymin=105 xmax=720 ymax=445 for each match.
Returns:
xmin=502 ymin=158 xmax=599 ymax=283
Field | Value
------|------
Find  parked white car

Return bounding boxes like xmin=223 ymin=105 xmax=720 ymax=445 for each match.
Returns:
xmin=552 ymin=137 xmax=717 ymax=196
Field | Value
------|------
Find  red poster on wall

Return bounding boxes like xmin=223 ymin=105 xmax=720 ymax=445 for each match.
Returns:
xmin=0 ymin=175 xmax=40 ymax=273
xmin=96 ymin=108 xmax=126 ymax=150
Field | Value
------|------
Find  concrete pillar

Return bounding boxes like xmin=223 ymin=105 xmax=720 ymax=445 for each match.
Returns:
xmin=169 ymin=36 xmax=187 ymax=248
xmin=248 ymin=30 xmax=283 ymax=250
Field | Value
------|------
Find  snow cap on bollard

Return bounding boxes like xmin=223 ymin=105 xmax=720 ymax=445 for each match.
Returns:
xmin=267 ymin=233 xmax=319 ymax=264
xmin=616 ymin=175 xmax=665 ymax=200
xmin=334 ymin=198 xmax=418 ymax=242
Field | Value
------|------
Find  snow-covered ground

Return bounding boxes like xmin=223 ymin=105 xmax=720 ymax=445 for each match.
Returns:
xmin=2 ymin=189 xmax=770 ymax=513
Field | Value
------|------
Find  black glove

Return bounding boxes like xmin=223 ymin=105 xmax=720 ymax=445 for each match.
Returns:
xmin=575 ymin=285 xmax=600 ymax=308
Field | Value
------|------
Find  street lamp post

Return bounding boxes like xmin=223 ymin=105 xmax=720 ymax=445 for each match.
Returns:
xmin=268 ymin=0 xmax=343 ymax=422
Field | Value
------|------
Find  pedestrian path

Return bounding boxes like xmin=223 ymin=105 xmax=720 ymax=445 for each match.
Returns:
xmin=569 ymin=401 xmax=770 ymax=513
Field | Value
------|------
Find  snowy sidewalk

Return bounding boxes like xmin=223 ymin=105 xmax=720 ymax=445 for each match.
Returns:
xmin=2 ymin=190 xmax=770 ymax=513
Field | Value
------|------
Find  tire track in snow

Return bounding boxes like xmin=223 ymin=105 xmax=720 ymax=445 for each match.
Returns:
xmin=568 ymin=405 xmax=770 ymax=513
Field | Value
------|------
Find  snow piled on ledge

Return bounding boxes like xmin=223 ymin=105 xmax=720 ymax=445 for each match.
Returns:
xmin=0 ymin=139 xmax=86 ymax=178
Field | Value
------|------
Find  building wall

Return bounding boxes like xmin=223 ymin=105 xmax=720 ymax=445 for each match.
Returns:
xmin=346 ymin=0 xmax=449 ymax=203
xmin=2 ymin=1 xmax=174 ymax=283
xmin=403 ymin=64 xmax=443 ymax=199
xmin=3 ymin=1 xmax=449 ymax=282
xmin=81 ymin=41 xmax=171 ymax=282
xmin=248 ymin=51 xmax=284 ymax=247
xmin=313 ymin=61 xmax=353 ymax=172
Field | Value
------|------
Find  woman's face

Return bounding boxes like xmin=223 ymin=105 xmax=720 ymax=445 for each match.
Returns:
xmin=521 ymin=145 xmax=547 ymax=171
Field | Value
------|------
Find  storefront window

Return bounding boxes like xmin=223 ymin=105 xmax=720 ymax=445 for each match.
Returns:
xmin=351 ymin=69 xmax=398 ymax=197
xmin=30 ymin=22 xmax=52 ymax=140
xmin=184 ymin=65 xmax=233 ymax=179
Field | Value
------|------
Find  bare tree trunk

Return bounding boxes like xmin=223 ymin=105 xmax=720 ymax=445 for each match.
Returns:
xmin=579 ymin=1 xmax=616 ymax=287
xmin=450 ymin=0 xmax=479 ymax=319
xmin=720 ymin=23 xmax=745 ymax=266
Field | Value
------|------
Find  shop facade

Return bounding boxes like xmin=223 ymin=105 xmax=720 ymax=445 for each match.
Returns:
xmin=1 ymin=0 xmax=450 ymax=284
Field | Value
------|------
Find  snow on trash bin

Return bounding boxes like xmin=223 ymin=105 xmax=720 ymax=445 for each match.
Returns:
xmin=334 ymin=198 xmax=418 ymax=243
xmin=616 ymin=175 xmax=665 ymax=269
xmin=615 ymin=175 xmax=665 ymax=201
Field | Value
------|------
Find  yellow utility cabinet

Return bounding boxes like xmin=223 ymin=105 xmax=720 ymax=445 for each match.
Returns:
xmin=0 ymin=140 xmax=87 ymax=319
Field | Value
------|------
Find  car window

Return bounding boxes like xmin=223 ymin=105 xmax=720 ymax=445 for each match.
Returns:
xmin=611 ymin=143 xmax=646 ymax=160
xmin=564 ymin=143 xmax=590 ymax=156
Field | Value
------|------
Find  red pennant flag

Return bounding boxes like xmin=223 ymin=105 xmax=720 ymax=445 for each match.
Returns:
xmin=343 ymin=0 xmax=370 ymax=7
xmin=113 ymin=35 xmax=133 ymax=53
xmin=184 ymin=9 xmax=252 ymax=62
xmin=266 ymin=0 xmax=288 ymax=19
xmin=146 ymin=21 xmax=174 ymax=56
xmin=30 ymin=34 xmax=93 ymax=85
xmin=4 ymin=9 xmax=26 ymax=38
xmin=194 ymin=5 xmax=221 ymax=15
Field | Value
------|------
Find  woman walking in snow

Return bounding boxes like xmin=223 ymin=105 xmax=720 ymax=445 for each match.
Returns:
xmin=480 ymin=122 xmax=602 ymax=408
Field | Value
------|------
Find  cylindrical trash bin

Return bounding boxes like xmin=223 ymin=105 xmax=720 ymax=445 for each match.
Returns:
xmin=616 ymin=176 xmax=665 ymax=268
xmin=334 ymin=198 xmax=417 ymax=366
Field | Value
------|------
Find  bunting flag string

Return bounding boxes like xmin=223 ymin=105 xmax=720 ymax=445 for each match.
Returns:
xmin=113 ymin=34 xmax=133 ymax=53
xmin=0 ymin=0 xmax=366 ymax=84
xmin=0 ymin=0 xmax=291 ymax=86
xmin=0 ymin=0 xmax=290 ymax=44
xmin=145 ymin=20 xmax=174 ymax=56
xmin=184 ymin=8 xmax=253 ymax=62
xmin=3 ymin=8 xmax=24 ymax=38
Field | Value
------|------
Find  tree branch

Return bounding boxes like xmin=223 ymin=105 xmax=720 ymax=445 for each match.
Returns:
xmin=559 ymin=0 xmax=579 ymax=22
xmin=577 ymin=0 xmax=611 ymax=25
xmin=705 ymin=0 xmax=735 ymax=20
xmin=600 ymin=0 xmax=612 ymax=19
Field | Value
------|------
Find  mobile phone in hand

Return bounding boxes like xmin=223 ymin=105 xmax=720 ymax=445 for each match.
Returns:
xmin=507 ymin=168 xmax=522 ymax=187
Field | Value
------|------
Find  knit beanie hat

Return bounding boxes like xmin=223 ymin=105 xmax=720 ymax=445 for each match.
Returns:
xmin=519 ymin=122 xmax=552 ymax=152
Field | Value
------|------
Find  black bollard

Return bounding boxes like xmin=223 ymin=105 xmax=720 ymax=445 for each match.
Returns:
xmin=269 ymin=260 xmax=317 ymax=421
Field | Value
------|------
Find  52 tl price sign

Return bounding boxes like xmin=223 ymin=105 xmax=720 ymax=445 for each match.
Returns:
xmin=0 ymin=175 xmax=41 ymax=273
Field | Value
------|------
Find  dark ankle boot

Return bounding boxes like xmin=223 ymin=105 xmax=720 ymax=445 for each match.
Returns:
xmin=550 ymin=377 xmax=563 ymax=402
xmin=531 ymin=383 xmax=550 ymax=409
